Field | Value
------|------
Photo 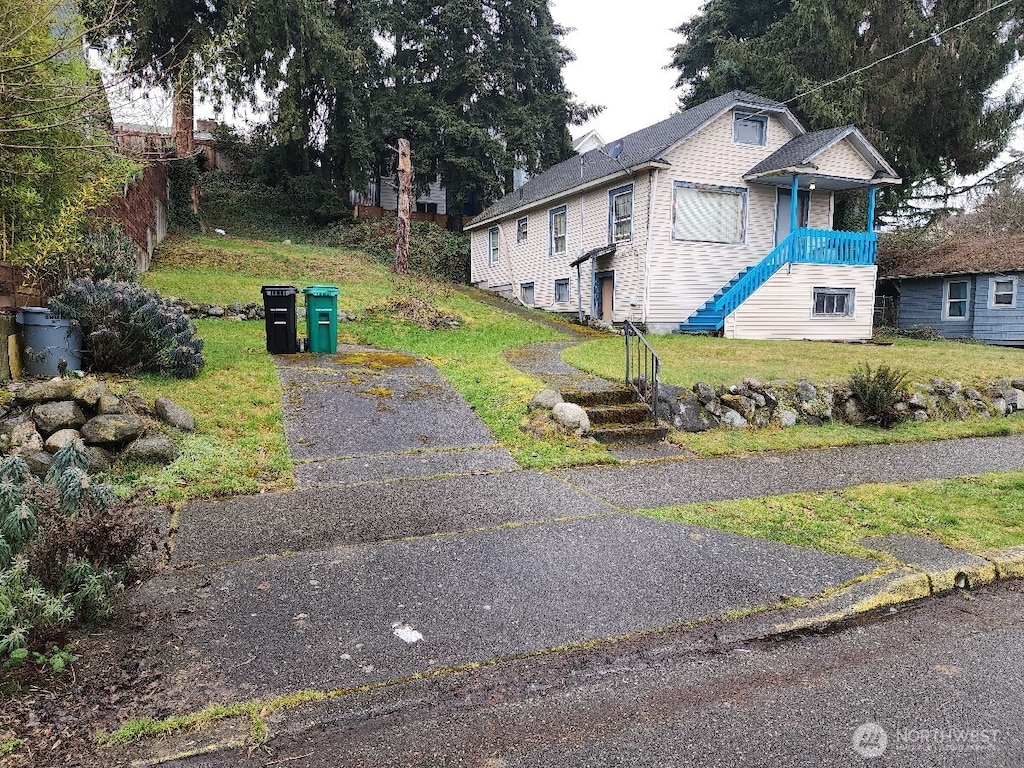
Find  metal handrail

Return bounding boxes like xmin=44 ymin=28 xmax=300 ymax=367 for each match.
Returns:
xmin=624 ymin=319 xmax=660 ymax=421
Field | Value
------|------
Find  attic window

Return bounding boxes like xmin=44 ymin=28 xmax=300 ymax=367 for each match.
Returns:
xmin=734 ymin=113 xmax=767 ymax=146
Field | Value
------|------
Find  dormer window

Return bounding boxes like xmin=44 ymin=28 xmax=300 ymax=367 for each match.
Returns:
xmin=734 ymin=113 xmax=767 ymax=146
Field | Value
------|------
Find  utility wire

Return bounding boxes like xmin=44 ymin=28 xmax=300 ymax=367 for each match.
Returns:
xmin=783 ymin=0 xmax=1020 ymax=105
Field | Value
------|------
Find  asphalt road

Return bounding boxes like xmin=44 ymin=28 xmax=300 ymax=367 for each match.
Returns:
xmin=164 ymin=580 xmax=1024 ymax=768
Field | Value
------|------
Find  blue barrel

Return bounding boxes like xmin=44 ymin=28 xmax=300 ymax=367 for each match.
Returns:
xmin=16 ymin=307 xmax=82 ymax=377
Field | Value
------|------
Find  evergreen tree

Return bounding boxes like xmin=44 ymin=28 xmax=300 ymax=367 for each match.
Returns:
xmin=670 ymin=0 xmax=1024 ymax=213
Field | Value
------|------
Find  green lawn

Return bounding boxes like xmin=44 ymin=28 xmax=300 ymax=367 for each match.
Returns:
xmin=645 ymin=471 xmax=1024 ymax=559
xmin=563 ymin=333 xmax=1024 ymax=387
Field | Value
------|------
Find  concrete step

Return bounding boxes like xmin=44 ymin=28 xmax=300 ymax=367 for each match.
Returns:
xmin=562 ymin=388 xmax=636 ymax=407
xmin=586 ymin=404 xmax=651 ymax=426
xmin=590 ymin=424 xmax=670 ymax=445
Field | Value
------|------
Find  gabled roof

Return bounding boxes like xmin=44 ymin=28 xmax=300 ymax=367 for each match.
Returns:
xmin=744 ymin=125 xmax=900 ymax=187
xmin=466 ymin=90 xmax=803 ymax=230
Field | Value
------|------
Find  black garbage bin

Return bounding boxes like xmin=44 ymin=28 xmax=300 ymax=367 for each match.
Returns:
xmin=261 ymin=285 xmax=299 ymax=354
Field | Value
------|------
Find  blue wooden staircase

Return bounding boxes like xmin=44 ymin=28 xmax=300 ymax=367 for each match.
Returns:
xmin=678 ymin=228 xmax=877 ymax=334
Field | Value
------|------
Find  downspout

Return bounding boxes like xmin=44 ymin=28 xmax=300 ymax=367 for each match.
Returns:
xmin=643 ymin=168 xmax=658 ymax=327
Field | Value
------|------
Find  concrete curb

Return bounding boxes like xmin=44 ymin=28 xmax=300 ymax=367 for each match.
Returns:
xmin=980 ymin=544 xmax=1024 ymax=580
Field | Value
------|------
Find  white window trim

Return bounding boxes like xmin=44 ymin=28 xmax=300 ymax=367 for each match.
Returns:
xmin=988 ymin=275 xmax=1017 ymax=309
xmin=516 ymin=217 xmax=528 ymax=244
xmin=554 ymin=278 xmax=570 ymax=304
xmin=549 ymin=205 xmax=567 ymax=257
xmin=671 ymin=181 xmax=748 ymax=244
xmin=487 ymin=227 xmax=499 ymax=267
xmin=734 ymin=112 xmax=767 ymax=146
xmin=943 ymin=279 xmax=970 ymax=321
xmin=608 ymin=184 xmax=633 ymax=244
xmin=811 ymin=287 xmax=856 ymax=319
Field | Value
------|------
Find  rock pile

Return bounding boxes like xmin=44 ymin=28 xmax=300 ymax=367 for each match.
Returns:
xmin=160 ymin=297 xmax=362 ymax=323
xmin=651 ymin=376 xmax=1024 ymax=433
xmin=1 ymin=377 xmax=194 ymax=475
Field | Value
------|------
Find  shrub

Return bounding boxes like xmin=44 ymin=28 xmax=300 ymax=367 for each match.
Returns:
xmin=849 ymin=363 xmax=911 ymax=428
xmin=81 ymin=223 xmax=140 ymax=283
xmin=50 ymin=279 xmax=205 ymax=378
xmin=0 ymin=443 xmax=149 ymax=663
xmin=315 ymin=219 xmax=470 ymax=283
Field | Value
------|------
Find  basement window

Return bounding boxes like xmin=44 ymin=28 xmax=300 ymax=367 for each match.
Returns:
xmin=521 ymin=282 xmax=535 ymax=305
xmin=813 ymin=287 xmax=855 ymax=317
xmin=554 ymin=278 xmax=570 ymax=303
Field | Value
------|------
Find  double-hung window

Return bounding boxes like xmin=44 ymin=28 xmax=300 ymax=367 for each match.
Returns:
xmin=944 ymin=280 xmax=969 ymax=320
xmin=516 ymin=217 xmax=528 ymax=244
xmin=990 ymin=277 xmax=1016 ymax=308
xmin=487 ymin=227 xmax=499 ymax=266
xmin=672 ymin=182 xmax=747 ymax=244
xmin=813 ymin=287 xmax=855 ymax=317
xmin=549 ymin=205 xmax=567 ymax=256
xmin=554 ymin=278 xmax=570 ymax=303
xmin=609 ymin=185 xmax=633 ymax=243
xmin=734 ymin=113 xmax=767 ymax=146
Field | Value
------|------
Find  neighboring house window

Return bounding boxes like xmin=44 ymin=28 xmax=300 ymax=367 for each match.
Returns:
xmin=549 ymin=205 xmax=567 ymax=256
xmin=734 ymin=113 xmax=767 ymax=146
xmin=813 ymin=287 xmax=855 ymax=317
xmin=609 ymin=185 xmax=633 ymax=243
xmin=944 ymin=279 xmax=969 ymax=320
xmin=416 ymin=202 xmax=438 ymax=214
xmin=554 ymin=278 xmax=570 ymax=303
xmin=516 ymin=217 xmax=528 ymax=243
xmin=521 ymin=282 xmax=535 ymax=305
xmin=990 ymin=276 xmax=1016 ymax=308
xmin=672 ymin=182 xmax=747 ymax=244
xmin=487 ymin=227 xmax=499 ymax=266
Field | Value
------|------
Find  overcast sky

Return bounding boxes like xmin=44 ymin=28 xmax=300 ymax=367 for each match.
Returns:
xmin=551 ymin=0 xmax=703 ymax=143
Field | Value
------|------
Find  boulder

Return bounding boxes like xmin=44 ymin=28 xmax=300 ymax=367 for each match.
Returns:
xmin=206 ymin=305 xmax=226 ymax=317
xmin=17 ymin=379 xmax=78 ymax=404
xmin=45 ymin=428 xmax=83 ymax=454
xmin=154 ymin=397 xmax=196 ymax=431
xmin=528 ymin=389 xmax=563 ymax=412
xmin=23 ymin=450 xmax=53 ymax=478
xmin=843 ymin=397 xmax=866 ymax=425
xmin=721 ymin=393 xmax=755 ymax=420
xmin=720 ymin=407 xmax=747 ymax=428
xmin=675 ymin=395 xmax=714 ymax=432
xmin=1012 ymin=378 xmax=1024 ymax=392
xmin=80 ymin=413 xmax=145 ymax=445
xmin=796 ymin=380 xmax=817 ymax=402
xmin=73 ymin=381 xmax=106 ymax=408
xmin=913 ymin=410 xmax=929 ymax=422
xmin=992 ymin=397 xmax=1008 ymax=417
xmin=551 ymin=402 xmax=590 ymax=436
xmin=964 ymin=388 xmax=984 ymax=402
xmin=86 ymin=446 xmax=115 ymax=473
xmin=31 ymin=400 xmax=86 ymax=435
xmin=123 ymin=435 xmax=179 ymax=464
xmin=693 ymin=382 xmax=717 ymax=404
xmin=9 ymin=422 xmax=43 ymax=455
xmin=908 ymin=392 xmax=930 ymax=410
xmin=97 ymin=394 xmax=124 ymax=414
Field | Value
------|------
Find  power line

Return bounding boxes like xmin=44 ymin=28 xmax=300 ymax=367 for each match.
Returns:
xmin=783 ymin=0 xmax=1020 ymax=106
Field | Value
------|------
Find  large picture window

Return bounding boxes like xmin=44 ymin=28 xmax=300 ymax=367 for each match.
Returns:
xmin=672 ymin=182 xmax=747 ymax=244
xmin=944 ymin=279 xmax=969 ymax=320
xmin=549 ymin=205 xmax=567 ymax=256
xmin=609 ymin=185 xmax=633 ymax=243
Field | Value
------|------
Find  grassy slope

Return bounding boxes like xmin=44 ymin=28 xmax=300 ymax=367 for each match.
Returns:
xmin=136 ymin=236 xmax=609 ymax=500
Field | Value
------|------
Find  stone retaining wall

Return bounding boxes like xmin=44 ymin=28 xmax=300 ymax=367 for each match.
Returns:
xmin=654 ymin=376 xmax=1024 ymax=432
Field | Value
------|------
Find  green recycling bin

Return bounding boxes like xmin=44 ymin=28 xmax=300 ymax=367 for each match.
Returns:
xmin=303 ymin=285 xmax=340 ymax=354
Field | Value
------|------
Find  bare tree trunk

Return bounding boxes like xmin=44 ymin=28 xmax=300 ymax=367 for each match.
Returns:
xmin=395 ymin=138 xmax=411 ymax=275
xmin=171 ymin=60 xmax=199 ymax=215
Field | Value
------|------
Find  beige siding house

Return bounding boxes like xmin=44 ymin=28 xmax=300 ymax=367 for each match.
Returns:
xmin=466 ymin=91 xmax=900 ymax=339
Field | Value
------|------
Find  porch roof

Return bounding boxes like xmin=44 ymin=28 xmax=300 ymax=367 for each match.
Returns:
xmin=744 ymin=126 xmax=901 ymax=190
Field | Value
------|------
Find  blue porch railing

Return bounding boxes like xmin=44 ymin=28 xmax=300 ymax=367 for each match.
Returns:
xmin=680 ymin=228 xmax=876 ymax=332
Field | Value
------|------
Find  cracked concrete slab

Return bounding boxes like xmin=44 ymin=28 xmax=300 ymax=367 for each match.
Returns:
xmin=142 ymin=513 xmax=876 ymax=700
xmin=294 ymin=447 xmax=516 ymax=487
xmin=172 ymin=470 xmax=616 ymax=564
xmin=859 ymin=534 xmax=998 ymax=591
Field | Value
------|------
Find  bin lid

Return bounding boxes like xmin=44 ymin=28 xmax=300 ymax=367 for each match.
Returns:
xmin=262 ymin=285 xmax=298 ymax=296
xmin=303 ymin=285 xmax=339 ymax=296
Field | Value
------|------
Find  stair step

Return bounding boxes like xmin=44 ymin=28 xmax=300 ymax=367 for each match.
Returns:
xmin=562 ymin=388 xmax=636 ymax=407
xmin=590 ymin=425 xmax=670 ymax=445
xmin=585 ymin=404 xmax=651 ymax=426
